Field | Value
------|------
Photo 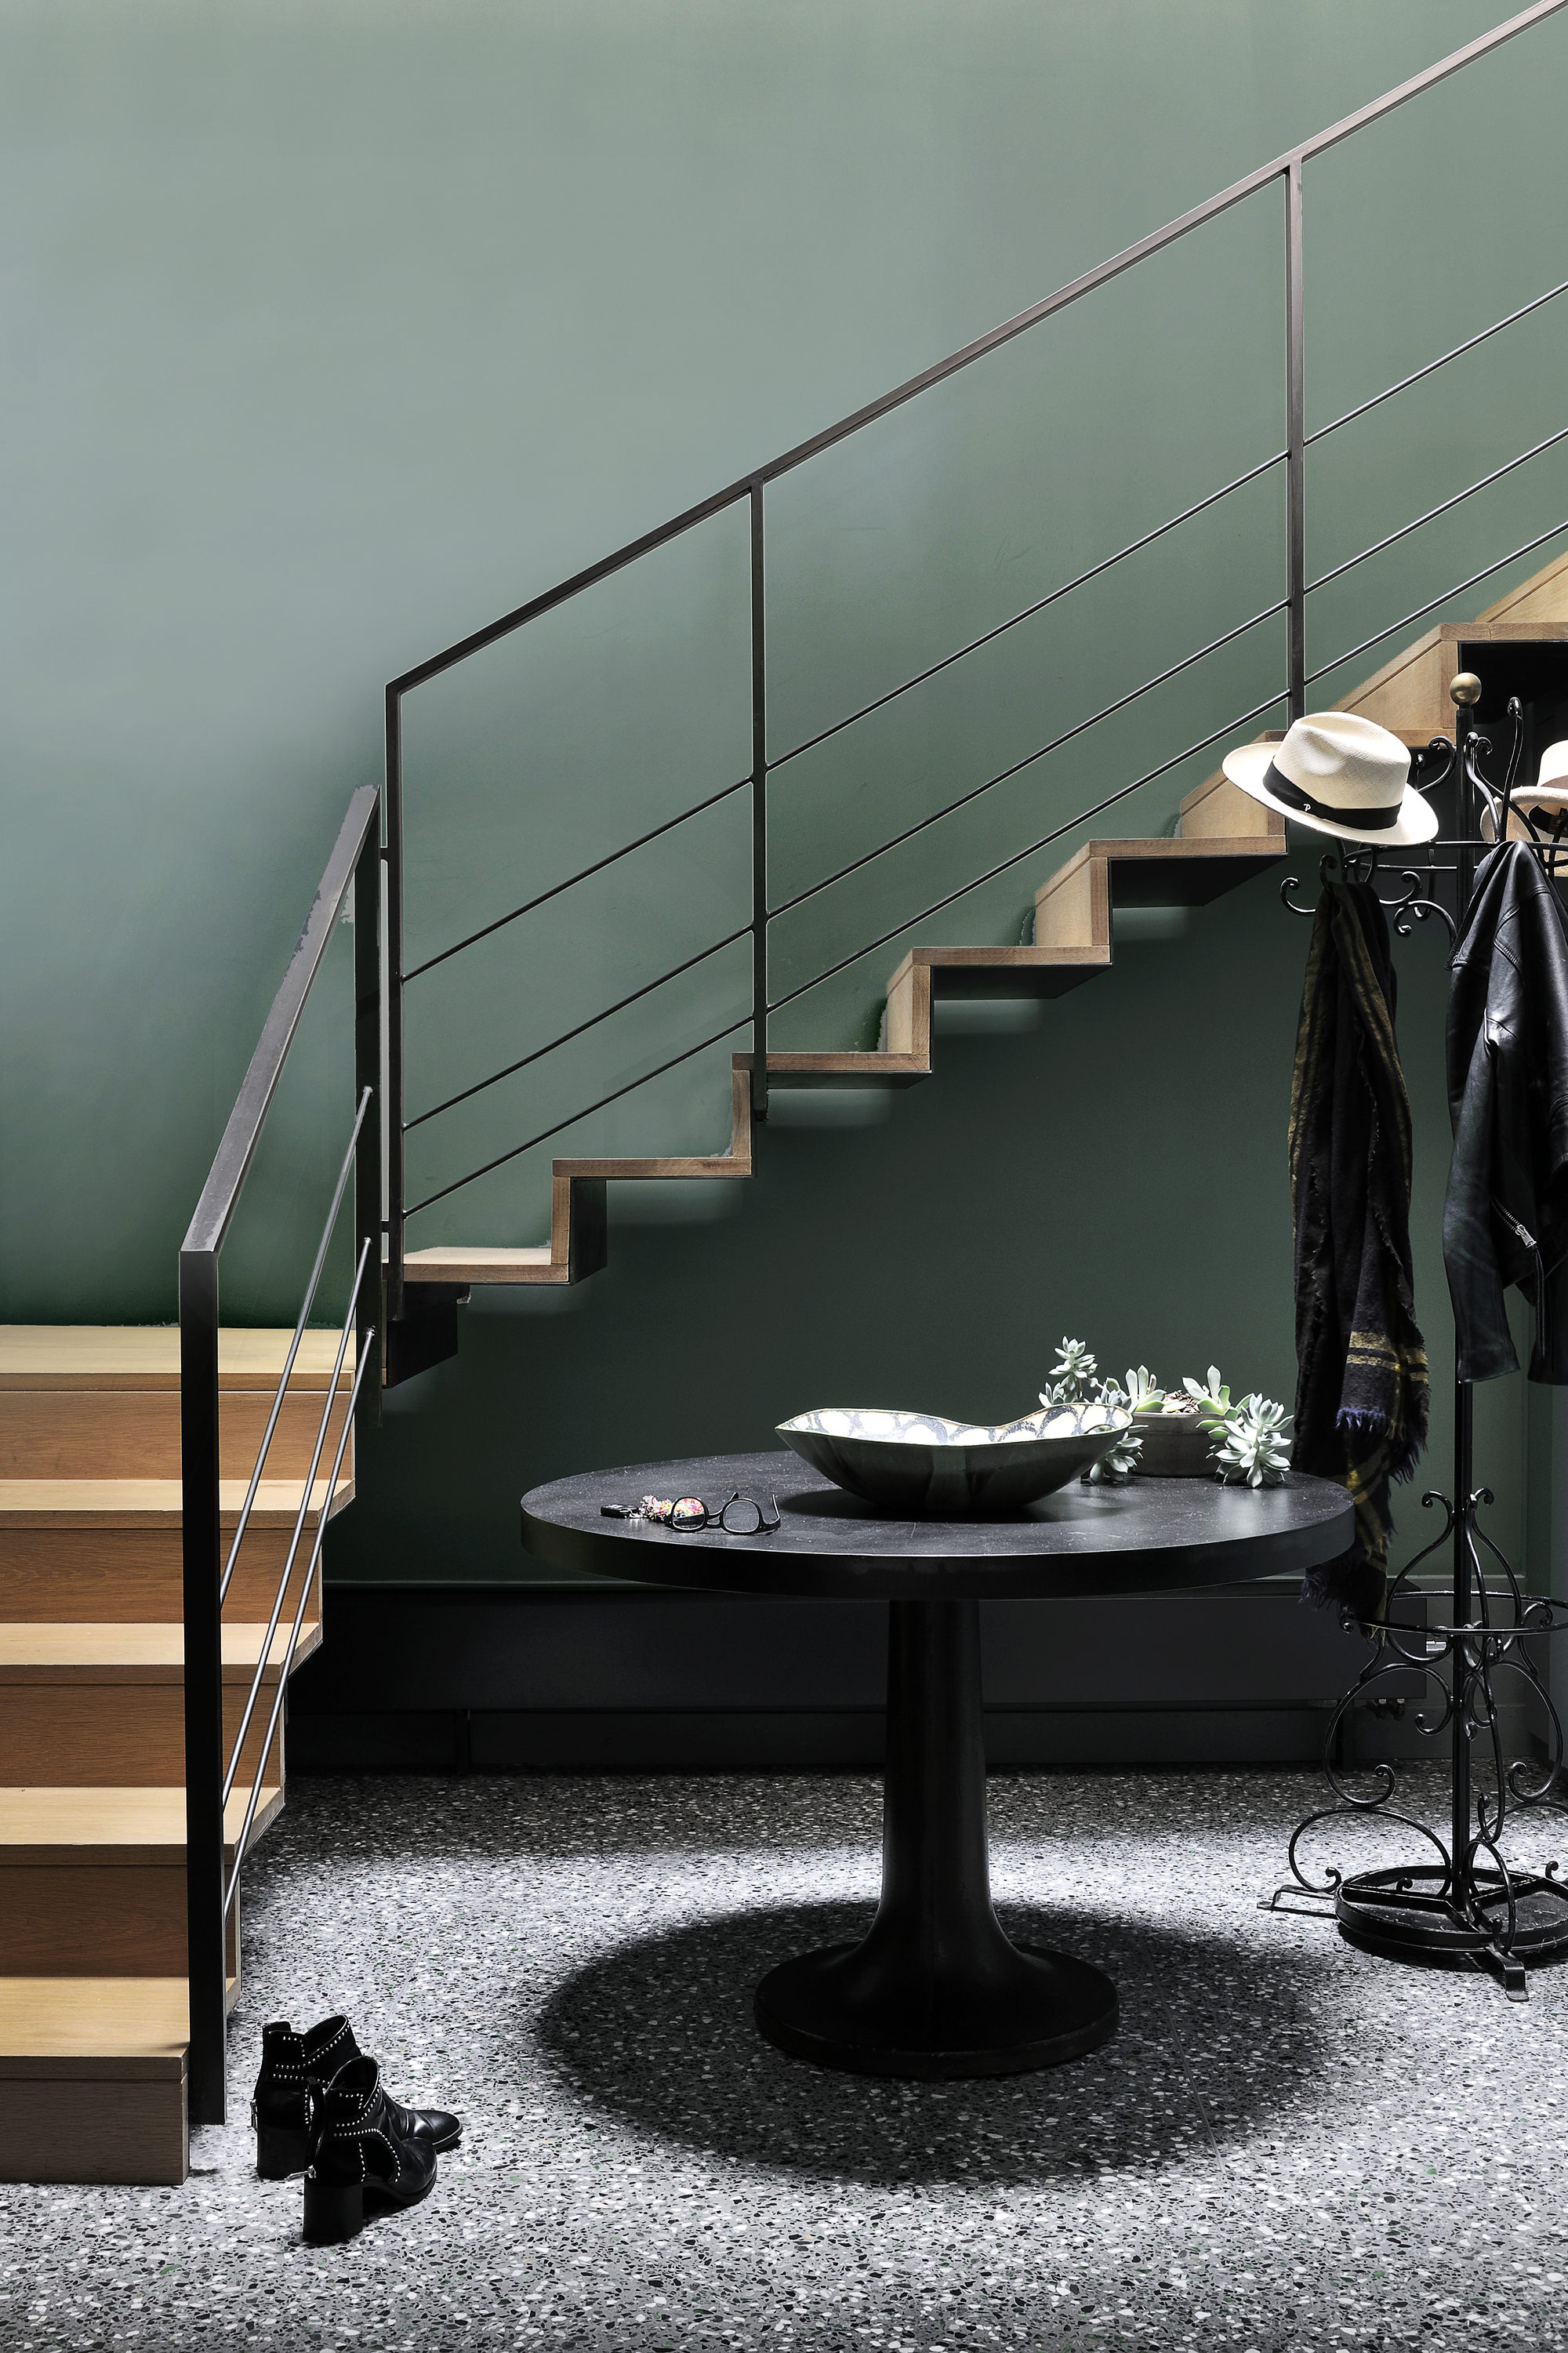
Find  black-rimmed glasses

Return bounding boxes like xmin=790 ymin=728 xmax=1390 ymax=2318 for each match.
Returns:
xmin=601 ymin=1490 xmax=781 ymax=1535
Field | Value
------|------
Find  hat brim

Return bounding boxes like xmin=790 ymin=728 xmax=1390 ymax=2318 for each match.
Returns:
xmin=1221 ymin=741 xmax=1439 ymax=849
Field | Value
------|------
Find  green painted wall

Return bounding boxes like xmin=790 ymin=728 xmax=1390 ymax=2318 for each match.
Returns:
xmin=3 ymin=0 xmax=1564 ymax=1589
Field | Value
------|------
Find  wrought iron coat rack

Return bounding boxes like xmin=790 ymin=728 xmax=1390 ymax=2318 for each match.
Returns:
xmin=1267 ymin=677 xmax=1568 ymax=1999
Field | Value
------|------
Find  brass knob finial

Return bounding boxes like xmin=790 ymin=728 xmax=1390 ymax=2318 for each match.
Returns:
xmin=1450 ymin=671 xmax=1483 ymax=706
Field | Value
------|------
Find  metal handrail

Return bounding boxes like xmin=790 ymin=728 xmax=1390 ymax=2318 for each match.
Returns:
xmin=183 ymin=783 xmax=382 ymax=2130
xmin=768 ymin=596 xmax=1287 ymax=922
xmin=1306 ymin=273 xmax=1568 ymax=447
xmin=1305 ymin=513 xmax=1568 ymax=688
xmin=766 ymin=688 xmax=1287 ymax=1015
xmin=405 ymin=927 xmax=750 ymax=1131
xmin=223 ymin=1329 xmax=376 ymax=1915
xmin=217 ymin=1089 xmax=369 ymax=1606
xmin=768 ymin=448 xmax=1287 ymax=774
xmin=402 ymin=774 xmax=750 ymax=982
xmin=1308 ymin=425 xmax=1568 ymax=597
xmin=406 ymin=1015 xmax=749 ymax=1217
xmin=385 ymin=0 xmax=1565 ymax=702
xmin=221 ymin=1238 xmax=372 ymax=1808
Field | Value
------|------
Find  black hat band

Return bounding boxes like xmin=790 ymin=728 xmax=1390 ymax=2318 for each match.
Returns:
xmin=1265 ymin=760 xmax=1402 ymax=831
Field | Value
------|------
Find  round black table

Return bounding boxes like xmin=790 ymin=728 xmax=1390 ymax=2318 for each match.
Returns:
xmin=521 ymin=1449 xmax=1352 ymax=2081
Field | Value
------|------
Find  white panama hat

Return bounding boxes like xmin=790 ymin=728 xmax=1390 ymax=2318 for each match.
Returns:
xmin=1221 ymin=710 xmax=1439 ymax=849
xmin=1512 ymin=738 xmax=1568 ymax=821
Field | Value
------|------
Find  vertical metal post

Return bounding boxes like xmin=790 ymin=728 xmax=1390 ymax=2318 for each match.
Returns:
xmin=384 ymin=684 xmax=405 ymax=1319
xmin=1284 ymin=156 xmax=1307 ymax=724
xmin=354 ymin=824 xmax=383 ymax=1422
xmin=1450 ymin=692 xmax=1478 ymax=1909
xmin=750 ymin=481 xmax=769 ymax=1120
xmin=180 ymin=1247 xmax=228 ymax=2125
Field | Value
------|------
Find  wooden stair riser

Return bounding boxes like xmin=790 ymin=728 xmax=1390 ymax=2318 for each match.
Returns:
xmin=0 ymin=1869 xmax=240 ymax=1978
xmin=0 ymin=2078 xmax=187 ymax=2185
xmin=0 ymin=1388 xmax=350 ymax=1483
xmin=0 ymin=1528 xmax=322 ymax=1624
xmin=0 ymin=1677 xmax=289 ymax=1790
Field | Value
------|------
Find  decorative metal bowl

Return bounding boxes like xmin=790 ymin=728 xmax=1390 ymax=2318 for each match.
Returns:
xmin=775 ymin=1403 xmax=1130 ymax=1517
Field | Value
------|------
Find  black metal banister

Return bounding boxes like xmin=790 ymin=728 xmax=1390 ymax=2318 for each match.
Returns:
xmin=765 ymin=688 xmax=1289 ymax=1015
xmin=768 ymin=597 xmax=1288 ymax=923
xmin=217 ymin=1088 xmax=370 ymax=1607
xmin=183 ymin=783 xmax=382 ymax=2129
xmin=223 ymin=1330 xmax=376 ymax=1914
xmin=405 ymin=927 xmax=752 ymax=1132
xmin=220 ymin=1240 xmax=372 ymax=1808
xmin=1304 ymin=514 xmax=1568 ymax=688
xmin=403 ymin=775 xmax=750 ymax=983
xmin=387 ymin=3 xmax=1565 ymax=703
xmin=768 ymin=448 xmax=1287 ymax=775
xmin=183 ymin=786 xmax=379 ymax=1261
xmin=405 ymin=1015 xmax=749 ymax=1218
xmin=1307 ymin=424 xmax=1568 ymax=598
xmin=1306 ymin=274 xmax=1568 ymax=448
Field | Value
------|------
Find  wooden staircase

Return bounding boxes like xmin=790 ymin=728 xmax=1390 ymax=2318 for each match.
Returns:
xmin=0 ymin=1327 xmax=350 ymax=2184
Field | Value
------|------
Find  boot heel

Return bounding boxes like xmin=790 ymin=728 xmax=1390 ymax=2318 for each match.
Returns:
xmin=303 ymin=2178 xmax=364 ymax=2244
xmin=256 ymin=2124 xmax=310 ymax=2180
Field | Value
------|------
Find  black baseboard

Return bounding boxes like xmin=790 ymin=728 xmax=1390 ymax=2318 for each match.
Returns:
xmin=285 ymin=1578 xmax=1407 ymax=1774
xmin=286 ymin=1701 xmax=1341 ymax=1774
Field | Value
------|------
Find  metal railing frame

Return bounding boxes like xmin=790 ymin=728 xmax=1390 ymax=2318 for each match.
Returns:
xmin=180 ymin=782 xmax=381 ymax=2124
xmin=382 ymin=0 xmax=1568 ymax=1283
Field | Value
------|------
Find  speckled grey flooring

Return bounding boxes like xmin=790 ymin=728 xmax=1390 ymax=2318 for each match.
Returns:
xmin=4 ymin=1767 xmax=1568 ymax=2351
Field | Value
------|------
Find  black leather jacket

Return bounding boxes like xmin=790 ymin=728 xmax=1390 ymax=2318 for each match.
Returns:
xmin=1444 ymin=840 xmax=1568 ymax=1382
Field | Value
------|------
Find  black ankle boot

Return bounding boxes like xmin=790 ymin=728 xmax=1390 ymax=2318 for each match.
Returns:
xmin=303 ymin=2055 xmax=439 ymax=2244
xmin=252 ymin=2016 xmax=461 ymax=2179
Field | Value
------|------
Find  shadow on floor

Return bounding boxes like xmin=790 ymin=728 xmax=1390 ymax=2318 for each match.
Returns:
xmin=531 ymin=1898 xmax=1338 ymax=2186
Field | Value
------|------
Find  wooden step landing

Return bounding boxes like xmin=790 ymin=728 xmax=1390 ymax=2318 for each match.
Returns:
xmin=0 ymin=1787 xmax=272 ymax=1981
xmin=0 ymin=1621 xmax=317 ymax=1789
xmin=0 ymin=1977 xmax=234 ymax=2185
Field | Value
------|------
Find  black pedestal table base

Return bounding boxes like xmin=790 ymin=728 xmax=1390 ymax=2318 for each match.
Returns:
xmin=754 ymin=1597 xmax=1116 ymax=2078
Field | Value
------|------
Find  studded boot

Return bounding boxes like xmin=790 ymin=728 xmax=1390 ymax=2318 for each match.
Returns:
xmin=252 ymin=2015 xmax=460 ymax=2179
xmin=303 ymin=2054 xmax=439 ymax=2243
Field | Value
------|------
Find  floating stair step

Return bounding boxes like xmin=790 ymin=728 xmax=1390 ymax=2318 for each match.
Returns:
xmin=405 ymin=1065 xmax=753 ymax=1287
xmin=0 ymin=1326 xmax=352 ymax=1482
xmin=0 ymin=1976 xmax=234 ymax=2186
xmin=0 ymin=1621 xmax=318 ymax=1788
xmin=0 ymin=1787 xmax=277 ymax=1977
xmin=0 ymin=1477 xmax=349 ymax=1621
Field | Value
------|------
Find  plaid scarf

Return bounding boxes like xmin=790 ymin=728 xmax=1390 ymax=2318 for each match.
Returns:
xmin=1288 ymin=881 xmax=1428 ymax=1614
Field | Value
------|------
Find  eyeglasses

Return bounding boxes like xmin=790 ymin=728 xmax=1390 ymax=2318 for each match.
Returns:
xmin=601 ymin=1490 xmax=781 ymax=1535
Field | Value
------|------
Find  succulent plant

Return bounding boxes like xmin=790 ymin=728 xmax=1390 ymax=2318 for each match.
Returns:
xmin=1181 ymin=1366 xmax=1235 ymax=1426
xmin=1084 ymin=1418 xmax=1144 ymax=1483
xmin=1123 ymin=1365 xmax=1165 ymax=1414
xmin=1210 ymin=1393 xmax=1293 ymax=1487
xmin=1040 ymin=1336 xmax=1099 ymax=1403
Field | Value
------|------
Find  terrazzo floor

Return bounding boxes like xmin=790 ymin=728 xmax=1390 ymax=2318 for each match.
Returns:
xmin=4 ymin=1766 xmax=1568 ymax=2351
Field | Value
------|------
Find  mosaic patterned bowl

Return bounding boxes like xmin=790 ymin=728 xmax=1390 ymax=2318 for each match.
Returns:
xmin=776 ymin=1403 xmax=1130 ymax=1517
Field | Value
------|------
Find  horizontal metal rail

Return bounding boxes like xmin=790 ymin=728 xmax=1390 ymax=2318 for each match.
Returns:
xmin=406 ymin=1017 xmax=748 ymax=1216
xmin=218 ymin=1089 xmax=369 ymax=1607
xmin=223 ymin=1329 xmax=375 ymax=1915
xmin=766 ymin=687 xmax=1287 ymax=1014
xmin=770 ymin=597 xmax=1287 ymax=920
xmin=183 ymin=785 xmax=378 ymax=1259
xmin=405 ymin=928 xmax=750 ymax=1131
xmin=1307 ymin=273 xmax=1568 ymax=447
xmin=387 ymin=1 xmax=1566 ymax=699
xmin=220 ymin=1239 xmax=370 ymax=1809
xmin=769 ymin=448 xmax=1287 ymax=772
xmin=403 ymin=775 xmax=750 ymax=982
xmin=1305 ymin=514 xmax=1568 ymax=688
xmin=1308 ymin=424 xmax=1568 ymax=597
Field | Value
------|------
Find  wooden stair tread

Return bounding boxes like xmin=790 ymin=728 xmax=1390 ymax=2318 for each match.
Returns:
xmin=0 ymin=1327 xmax=352 ymax=1393
xmin=0 ymin=1476 xmax=353 ymax=1529
xmin=0 ymin=1977 xmax=239 ymax=2081
xmin=0 ymin=1620 xmax=321 ymax=1680
xmin=0 ymin=1784 xmax=283 ymax=1862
